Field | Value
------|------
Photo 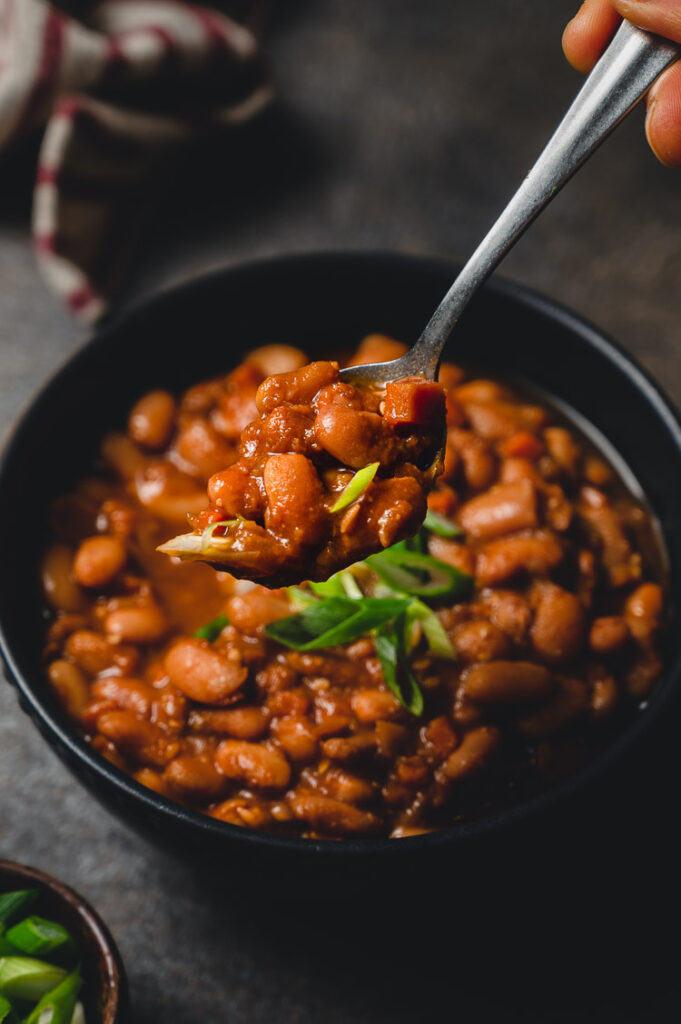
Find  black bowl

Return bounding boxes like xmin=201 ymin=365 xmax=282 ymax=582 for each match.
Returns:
xmin=2 ymin=252 xmax=681 ymax=885
xmin=0 ymin=859 xmax=130 ymax=1022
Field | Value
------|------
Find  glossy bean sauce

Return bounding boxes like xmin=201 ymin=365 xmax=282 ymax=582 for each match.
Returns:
xmin=40 ymin=335 xmax=666 ymax=839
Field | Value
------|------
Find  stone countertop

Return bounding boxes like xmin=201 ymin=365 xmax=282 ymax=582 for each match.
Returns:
xmin=1 ymin=2 xmax=680 ymax=1020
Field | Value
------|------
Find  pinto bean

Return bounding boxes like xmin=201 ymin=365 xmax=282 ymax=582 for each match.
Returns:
xmin=64 ymin=630 xmax=139 ymax=676
xmin=589 ymin=616 xmax=629 ymax=655
xmin=73 ymin=535 xmax=127 ymax=588
xmin=448 ymin=430 xmax=497 ymax=490
xmin=260 ymin=406 xmax=316 ymax=455
xmin=263 ymin=454 xmax=326 ymax=547
xmin=42 ymin=544 xmax=86 ymax=613
xmin=318 ymin=767 xmax=375 ymax=804
xmin=475 ymin=531 xmax=564 ymax=585
xmin=225 ymin=588 xmax=291 ymax=634
xmin=92 ymin=676 xmax=155 ymax=717
xmin=589 ymin=668 xmax=619 ymax=718
xmin=96 ymin=711 xmax=179 ymax=766
xmin=359 ymin=476 xmax=427 ymax=550
xmin=165 ymin=638 xmax=246 ymax=703
xmin=47 ymin=660 xmax=90 ymax=721
xmin=420 ymin=716 xmax=458 ymax=760
xmin=211 ymin=797 xmax=272 ymax=829
xmin=481 ymin=589 xmax=532 ymax=644
xmin=347 ymin=334 xmax=408 ymax=366
xmin=173 ymin=418 xmax=234 ymax=479
xmin=215 ymin=740 xmax=291 ymax=790
xmin=463 ymin=661 xmax=553 ymax=703
xmin=256 ymin=360 xmax=339 ymax=415
xmin=530 ymin=582 xmax=584 ymax=663
xmin=206 ymin=464 xmax=264 ymax=519
xmin=314 ymin=405 xmax=394 ymax=469
xmin=321 ymin=732 xmax=376 ymax=762
xmin=271 ymin=716 xmax=318 ymax=762
xmin=246 ymin=344 xmax=307 ymax=376
xmin=459 ymin=479 xmax=538 ymax=541
xmin=436 ymin=726 xmax=500 ymax=781
xmin=453 ymin=380 xmax=511 ymax=404
xmin=128 ymin=390 xmax=176 ymax=450
xmin=350 ymin=689 xmax=402 ymax=723
xmin=543 ymin=426 xmax=581 ymax=475
xmin=453 ymin=620 xmax=510 ymax=663
xmin=134 ymin=768 xmax=170 ymax=797
xmin=189 ymin=707 xmax=269 ymax=740
xmin=287 ymin=790 xmax=380 ymax=835
xmin=625 ymin=583 xmax=664 ymax=643
xmin=105 ymin=604 xmax=169 ymax=645
xmin=463 ymin=401 xmax=547 ymax=441
xmin=165 ymin=753 xmax=227 ymax=802
xmin=578 ymin=501 xmax=642 ymax=587
xmin=516 ymin=676 xmax=588 ymax=739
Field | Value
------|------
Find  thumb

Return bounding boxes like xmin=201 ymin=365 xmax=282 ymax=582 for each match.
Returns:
xmin=612 ymin=0 xmax=681 ymax=44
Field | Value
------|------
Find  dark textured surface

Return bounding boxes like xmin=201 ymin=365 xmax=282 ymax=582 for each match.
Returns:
xmin=1 ymin=2 xmax=680 ymax=1021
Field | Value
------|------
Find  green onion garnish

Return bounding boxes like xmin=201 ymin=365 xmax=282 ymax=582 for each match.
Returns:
xmin=4 ymin=919 xmax=74 ymax=960
xmin=375 ymin=615 xmax=424 ymax=716
xmin=330 ymin=462 xmax=380 ymax=513
xmin=0 ymin=892 xmax=38 ymax=931
xmin=0 ymin=993 xmax=19 ymax=1024
xmin=22 ymin=967 xmax=81 ymax=1024
xmin=200 ymin=519 xmax=241 ymax=551
xmin=264 ymin=596 xmax=411 ymax=651
xmin=309 ymin=569 xmax=363 ymax=600
xmin=194 ymin=613 xmax=229 ymax=642
xmin=0 ymin=958 xmax=66 ymax=1003
xmin=366 ymin=547 xmax=472 ymax=600
xmin=424 ymin=508 xmax=463 ymax=537
xmin=405 ymin=600 xmax=456 ymax=660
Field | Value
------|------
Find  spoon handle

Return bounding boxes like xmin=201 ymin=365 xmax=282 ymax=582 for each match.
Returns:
xmin=411 ymin=20 xmax=680 ymax=377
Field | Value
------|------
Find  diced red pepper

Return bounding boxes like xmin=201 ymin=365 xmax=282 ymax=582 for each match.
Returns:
xmin=383 ymin=379 xmax=446 ymax=431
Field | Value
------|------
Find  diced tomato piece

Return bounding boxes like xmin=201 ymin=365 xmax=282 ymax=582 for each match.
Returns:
xmin=499 ymin=431 xmax=544 ymax=460
xmin=383 ymin=379 xmax=446 ymax=431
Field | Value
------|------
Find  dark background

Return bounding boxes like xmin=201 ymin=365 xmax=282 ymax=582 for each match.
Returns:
xmin=1 ymin=1 xmax=680 ymax=1020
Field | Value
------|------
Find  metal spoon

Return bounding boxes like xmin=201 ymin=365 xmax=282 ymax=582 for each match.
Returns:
xmin=340 ymin=20 xmax=679 ymax=389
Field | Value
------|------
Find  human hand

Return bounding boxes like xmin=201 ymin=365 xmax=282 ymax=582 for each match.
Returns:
xmin=563 ymin=0 xmax=681 ymax=165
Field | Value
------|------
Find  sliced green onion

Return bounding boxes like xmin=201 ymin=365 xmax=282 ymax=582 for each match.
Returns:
xmin=22 ymin=967 xmax=81 ymax=1024
xmin=374 ymin=615 xmax=424 ymax=716
xmin=309 ymin=575 xmax=346 ymax=598
xmin=0 ymin=936 xmax=21 ymax=957
xmin=406 ymin=600 xmax=456 ymax=660
xmin=0 ymin=892 xmax=38 ymax=931
xmin=339 ymin=570 xmax=364 ymax=599
xmin=0 ymin=958 xmax=66 ymax=1003
xmin=366 ymin=548 xmax=472 ymax=600
xmin=310 ymin=569 xmax=364 ymax=600
xmin=70 ymin=1002 xmax=86 ymax=1024
xmin=0 ymin=994 xmax=19 ymax=1024
xmin=424 ymin=508 xmax=463 ymax=537
xmin=287 ymin=587 xmax=317 ymax=610
xmin=4 ymin=918 xmax=74 ymax=960
xmin=330 ymin=462 xmax=380 ymax=513
xmin=265 ymin=596 xmax=411 ymax=651
xmin=194 ymin=613 xmax=229 ymax=642
xmin=201 ymin=519 xmax=241 ymax=550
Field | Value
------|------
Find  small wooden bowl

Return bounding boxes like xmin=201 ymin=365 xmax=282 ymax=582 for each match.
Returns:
xmin=0 ymin=860 xmax=129 ymax=1023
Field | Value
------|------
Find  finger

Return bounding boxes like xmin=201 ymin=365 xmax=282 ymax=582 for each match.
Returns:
xmin=645 ymin=60 xmax=681 ymax=166
xmin=563 ymin=0 xmax=622 ymax=73
xmin=613 ymin=0 xmax=681 ymax=45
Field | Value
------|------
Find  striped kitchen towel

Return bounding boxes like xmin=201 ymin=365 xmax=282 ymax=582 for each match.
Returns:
xmin=0 ymin=1 xmax=271 ymax=321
